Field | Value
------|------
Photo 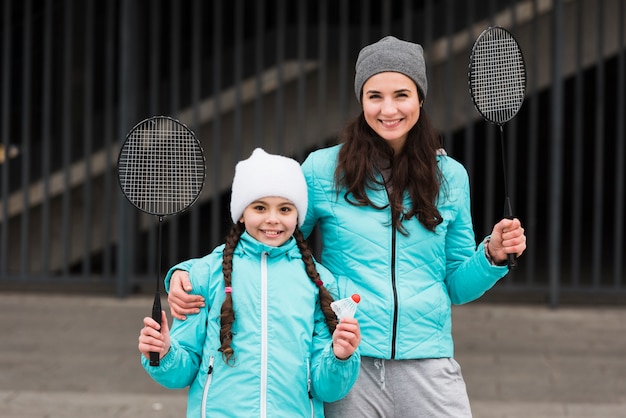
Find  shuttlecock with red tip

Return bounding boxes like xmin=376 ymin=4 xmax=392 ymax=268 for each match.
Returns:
xmin=331 ymin=294 xmax=361 ymax=319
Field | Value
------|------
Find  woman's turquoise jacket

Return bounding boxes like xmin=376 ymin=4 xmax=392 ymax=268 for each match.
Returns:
xmin=147 ymin=232 xmax=360 ymax=418
xmin=300 ymin=144 xmax=509 ymax=360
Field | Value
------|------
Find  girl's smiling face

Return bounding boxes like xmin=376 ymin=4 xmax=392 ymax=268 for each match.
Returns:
xmin=361 ymin=71 xmax=422 ymax=152
xmin=240 ymin=196 xmax=298 ymax=246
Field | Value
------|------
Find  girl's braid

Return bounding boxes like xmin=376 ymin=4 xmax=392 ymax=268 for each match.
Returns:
xmin=293 ymin=228 xmax=338 ymax=334
xmin=218 ymin=222 xmax=245 ymax=365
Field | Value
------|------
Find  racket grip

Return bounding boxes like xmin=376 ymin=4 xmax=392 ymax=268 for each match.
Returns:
xmin=507 ymin=252 xmax=517 ymax=269
xmin=503 ymin=197 xmax=517 ymax=270
xmin=504 ymin=219 xmax=518 ymax=269
xmin=149 ymin=292 xmax=162 ymax=367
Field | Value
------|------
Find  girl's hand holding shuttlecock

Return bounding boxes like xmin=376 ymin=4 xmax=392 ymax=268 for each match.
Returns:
xmin=332 ymin=316 xmax=361 ymax=360
xmin=331 ymin=294 xmax=361 ymax=359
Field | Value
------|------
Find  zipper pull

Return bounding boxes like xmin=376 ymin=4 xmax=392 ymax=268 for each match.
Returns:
xmin=307 ymin=358 xmax=313 ymax=399
xmin=207 ymin=356 xmax=214 ymax=375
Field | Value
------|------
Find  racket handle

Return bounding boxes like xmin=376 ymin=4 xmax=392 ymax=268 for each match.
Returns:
xmin=507 ymin=252 xmax=517 ymax=269
xmin=149 ymin=292 xmax=162 ymax=367
xmin=503 ymin=197 xmax=517 ymax=270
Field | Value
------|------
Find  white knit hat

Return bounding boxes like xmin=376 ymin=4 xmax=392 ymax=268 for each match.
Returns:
xmin=230 ymin=148 xmax=308 ymax=227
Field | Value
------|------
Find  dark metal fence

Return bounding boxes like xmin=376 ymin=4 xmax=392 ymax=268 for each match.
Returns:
xmin=1 ymin=0 xmax=625 ymax=306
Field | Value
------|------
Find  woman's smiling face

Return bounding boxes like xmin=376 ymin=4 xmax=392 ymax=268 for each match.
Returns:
xmin=361 ymin=71 xmax=422 ymax=152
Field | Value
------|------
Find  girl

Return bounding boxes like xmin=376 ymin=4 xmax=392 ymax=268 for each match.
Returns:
xmin=138 ymin=148 xmax=361 ymax=418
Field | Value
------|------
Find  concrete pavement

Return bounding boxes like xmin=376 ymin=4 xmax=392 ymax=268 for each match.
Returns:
xmin=0 ymin=292 xmax=624 ymax=417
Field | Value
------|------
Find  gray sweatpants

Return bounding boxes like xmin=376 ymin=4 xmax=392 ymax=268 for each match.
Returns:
xmin=324 ymin=356 xmax=472 ymax=418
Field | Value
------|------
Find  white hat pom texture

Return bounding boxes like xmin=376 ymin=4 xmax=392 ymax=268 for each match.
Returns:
xmin=230 ymin=148 xmax=308 ymax=227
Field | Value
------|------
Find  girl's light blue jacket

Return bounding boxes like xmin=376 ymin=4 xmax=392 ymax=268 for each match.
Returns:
xmin=145 ymin=232 xmax=360 ymax=418
xmin=300 ymin=144 xmax=509 ymax=360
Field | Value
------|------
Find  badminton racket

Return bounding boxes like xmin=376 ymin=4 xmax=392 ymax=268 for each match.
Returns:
xmin=118 ymin=115 xmax=206 ymax=365
xmin=468 ymin=26 xmax=526 ymax=269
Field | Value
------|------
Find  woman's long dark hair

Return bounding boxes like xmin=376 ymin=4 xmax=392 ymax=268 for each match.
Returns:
xmin=335 ymin=110 xmax=444 ymax=234
xmin=218 ymin=223 xmax=337 ymax=365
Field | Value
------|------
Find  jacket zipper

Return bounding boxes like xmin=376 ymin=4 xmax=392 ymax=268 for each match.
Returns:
xmin=307 ymin=357 xmax=314 ymax=418
xmin=390 ymin=219 xmax=399 ymax=359
xmin=260 ymin=252 xmax=269 ymax=418
xmin=383 ymin=173 xmax=399 ymax=360
xmin=201 ymin=356 xmax=215 ymax=418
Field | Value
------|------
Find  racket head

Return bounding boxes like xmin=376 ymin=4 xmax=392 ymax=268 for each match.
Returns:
xmin=117 ymin=115 xmax=206 ymax=217
xmin=468 ymin=26 xmax=526 ymax=125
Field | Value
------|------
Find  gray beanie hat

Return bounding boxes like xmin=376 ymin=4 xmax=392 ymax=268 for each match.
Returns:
xmin=230 ymin=148 xmax=308 ymax=227
xmin=354 ymin=36 xmax=428 ymax=103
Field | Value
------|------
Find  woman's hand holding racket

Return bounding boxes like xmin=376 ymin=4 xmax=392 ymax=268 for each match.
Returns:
xmin=488 ymin=218 xmax=527 ymax=264
xmin=139 ymin=310 xmax=171 ymax=361
xmin=468 ymin=26 xmax=527 ymax=269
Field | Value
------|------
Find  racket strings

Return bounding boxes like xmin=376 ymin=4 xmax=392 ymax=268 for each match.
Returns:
xmin=470 ymin=28 xmax=526 ymax=124
xmin=118 ymin=117 xmax=205 ymax=216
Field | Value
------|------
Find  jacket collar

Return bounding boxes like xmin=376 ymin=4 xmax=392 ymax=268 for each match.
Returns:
xmin=237 ymin=230 xmax=301 ymax=260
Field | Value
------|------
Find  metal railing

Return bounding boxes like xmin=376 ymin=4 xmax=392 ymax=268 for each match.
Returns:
xmin=1 ymin=0 xmax=624 ymax=306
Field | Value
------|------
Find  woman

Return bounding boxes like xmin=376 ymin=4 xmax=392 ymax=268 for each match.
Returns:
xmin=166 ymin=36 xmax=526 ymax=417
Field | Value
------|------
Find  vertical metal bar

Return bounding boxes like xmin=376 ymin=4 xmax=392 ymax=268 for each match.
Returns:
xmin=382 ymin=0 xmax=391 ymax=36
xmin=464 ymin=0 xmax=476 ymax=183
xmin=147 ymin=0 xmax=161 ymax=281
xmin=118 ymin=0 xmax=139 ymax=297
xmin=82 ymin=0 xmax=94 ymax=279
xmin=296 ymin=0 xmax=307 ymax=157
xmin=338 ymin=0 xmax=349 ymax=122
xmin=402 ymin=0 xmax=411 ymax=40
xmin=275 ymin=0 xmax=286 ymax=153
xmin=360 ymin=0 xmax=370 ymax=48
xmin=233 ymin=0 xmax=243 ymax=159
xmin=41 ymin=0 xmax=53 ymax=275
xmin=313 ymin=0 xmax=329 ymax=257
xmin=20 ymin=0 xmax=33 ymax=278
xmin=318 ymin=0 xmax=328 ymax=138
xmin=592 ymin=0 xmax=605 ymax=287
xmin=170 ymin=1 xmax=180 ymax=123
xmin=571 ymin=0 xmax=585 ymax=288
xmin=210 ymin=0 xmax=223 ymax=248
xmin=102 ymin=0 xmax=115 ymax=283
xmin=613 ymin=0 xmax=625 ymax=287
xmin=169 ymin=0 xmax=181 ymax=268
xmin=61 ymin=0 xmax=73 ymax=278
xmin=484 ymin=119 xmax=496 ymax=232
xmin=190 ymin=0 xmax=202 ymax=258
xmin=254 ymin=0 xmax=265 ymax=148
xmin=0 ymin=0 xmax=11 ymax=278
xmin=488 ymin=0 xmax=496 ymax=26
xmin=524 ymin=0 xmax=540 ymax=286
xmin=424 ymin=0 xmax=433 ymax=47
xmin=443 ymin=0 xmax=454 ymax=152
xmin=549 ymin=0 xmax=565 ymax=308
xmin=484 ymin=0 xmax=496 ymax=235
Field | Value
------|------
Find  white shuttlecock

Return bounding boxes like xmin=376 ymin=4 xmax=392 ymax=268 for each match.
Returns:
xmin=331 ymin=294 xmax=361 ymax=319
